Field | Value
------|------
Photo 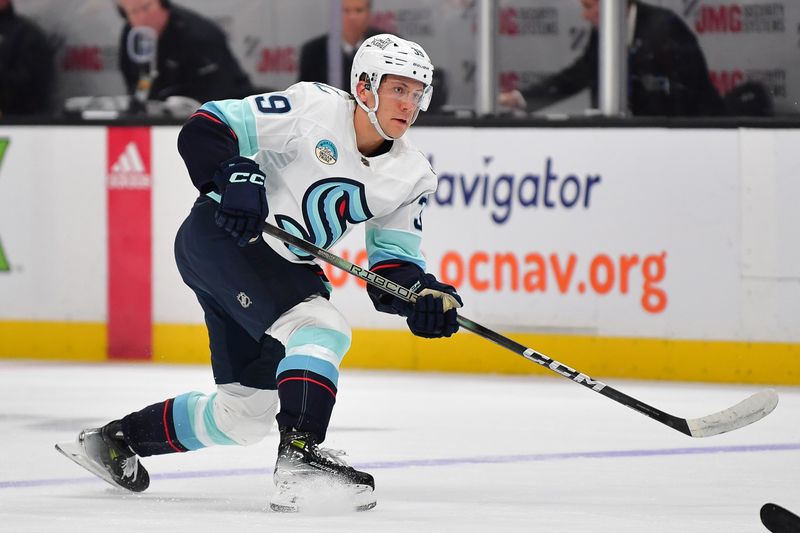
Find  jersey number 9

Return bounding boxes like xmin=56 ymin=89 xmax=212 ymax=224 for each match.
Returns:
xmin=256 ymin=95 xmax=291 ymax=114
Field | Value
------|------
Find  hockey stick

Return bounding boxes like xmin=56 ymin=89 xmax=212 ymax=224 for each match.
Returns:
xmin=256 ymin=221 xmax=778 ymax=438
xmin=761 ymin=503 xmax=800 ymax=533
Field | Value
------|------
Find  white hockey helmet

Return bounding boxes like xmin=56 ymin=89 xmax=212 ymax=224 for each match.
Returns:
xmin=350 ymin=33 xmax=434 ymax=140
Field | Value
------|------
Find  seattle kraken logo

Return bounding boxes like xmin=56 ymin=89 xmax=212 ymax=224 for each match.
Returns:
xmin=275 ymin=178 xmax=373 ymax=259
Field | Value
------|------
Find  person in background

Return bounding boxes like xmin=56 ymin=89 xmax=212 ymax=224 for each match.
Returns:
xmin=298 ymin=0 xmax=448 ymax=112
xmin=500 ymin=0 xmax=725 ymax=116
xmin=297 ymin=0 xmax=384 ymax=91
xmin=117 ymin=0 xmax=254 ymax=105
xmin=0 ymin=0 xmax=54 ymax=117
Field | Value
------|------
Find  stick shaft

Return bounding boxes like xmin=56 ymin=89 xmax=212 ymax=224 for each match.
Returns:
xmin=260 ymin=222 xmax=693 ymax=435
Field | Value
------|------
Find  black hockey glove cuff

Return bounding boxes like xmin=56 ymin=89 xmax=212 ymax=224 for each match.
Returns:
xmin=212 ymin=156 xmax=269 ymax=247
xmin=367 ymin=260 xmax=425 ymax=314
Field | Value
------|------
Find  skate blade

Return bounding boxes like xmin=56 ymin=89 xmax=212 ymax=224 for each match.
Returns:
xmin=54 ymin=441 xmax=133 ymax=493
xmin=269 ymin=483 xmax=376 ymax=513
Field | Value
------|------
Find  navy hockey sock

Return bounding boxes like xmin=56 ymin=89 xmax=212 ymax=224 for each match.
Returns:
xmin=120 ymin=398 xmax=189 ymax=457
xmin=275 ymin=369 xmax=337 ymax=442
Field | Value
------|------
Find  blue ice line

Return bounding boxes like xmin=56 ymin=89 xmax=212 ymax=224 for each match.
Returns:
xmin=3 ymin=442 xmax=799 ymax=490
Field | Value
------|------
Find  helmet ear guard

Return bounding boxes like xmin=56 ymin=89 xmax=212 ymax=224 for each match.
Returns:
xmin=359 ymin=72 xmax=372 ymax=92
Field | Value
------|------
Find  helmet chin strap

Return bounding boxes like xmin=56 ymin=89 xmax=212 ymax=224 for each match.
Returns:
xmin=368 ymin=109 xmax=395 ymax=141
xmin=357 ymin=85 xmax=396 ymax=141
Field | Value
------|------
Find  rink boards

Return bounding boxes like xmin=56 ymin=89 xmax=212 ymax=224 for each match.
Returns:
xmin=0 ymin=125 xmax=798 ymax=384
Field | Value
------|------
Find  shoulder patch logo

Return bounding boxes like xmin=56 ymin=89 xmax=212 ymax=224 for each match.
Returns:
xmin=315 ymin=139 xmax=338 ymax=165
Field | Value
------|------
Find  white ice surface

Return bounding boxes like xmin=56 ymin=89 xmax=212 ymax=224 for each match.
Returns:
xmin=1 ymin=360 xmax=799 ymax=532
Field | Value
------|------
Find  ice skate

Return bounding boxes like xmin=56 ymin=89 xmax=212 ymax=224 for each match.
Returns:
xmin=270 ymin=428 xmax=376 ymax=512
xmin=55 ymin=420 xmax=149 ymax=493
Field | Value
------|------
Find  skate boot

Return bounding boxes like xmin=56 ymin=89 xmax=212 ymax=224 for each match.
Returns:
xmin=270 ymin=427 xmax=376 ymax=512
xmin=55 ymin=420 xmax=149 ymax=492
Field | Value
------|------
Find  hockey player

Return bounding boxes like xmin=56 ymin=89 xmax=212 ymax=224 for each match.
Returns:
xmin=56 ymin=34 xmax=461 ymax=512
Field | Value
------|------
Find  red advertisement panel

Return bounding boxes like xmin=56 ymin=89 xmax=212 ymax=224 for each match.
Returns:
xmin=106 ymin=127 xmax=152 ymax=359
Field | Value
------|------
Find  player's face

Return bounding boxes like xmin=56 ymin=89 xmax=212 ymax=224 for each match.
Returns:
xmin=375 ymin=75 xmax=426 ymax=137
xmin=119 ymin=0 xmax=169 ymax=33
xmin=342 ymin=0 xmax=371 ymax=45
xmin=580 ymin=0 xmax=600 ymax=27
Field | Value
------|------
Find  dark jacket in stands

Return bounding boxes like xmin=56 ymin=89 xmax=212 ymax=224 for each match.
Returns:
xmin=0 ymin=4 xmax=54 ymax=116
xmin=521 ymin=0 xmax=724 ymax=116
xmin=297 ymin=27 xmax=387 ymax=91
xmin=119 ymin=5 xmax=253 ymax=103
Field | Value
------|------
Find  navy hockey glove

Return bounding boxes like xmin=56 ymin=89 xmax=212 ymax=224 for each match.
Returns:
xmin=400 ymin=274 xmax=463 ymax=339
xmin=212 ymin=156 xmax=269 ymax=247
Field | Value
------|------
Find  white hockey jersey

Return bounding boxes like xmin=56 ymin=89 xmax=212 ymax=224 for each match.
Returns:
xmin=201 ymin=82 xmax=436 ymax=271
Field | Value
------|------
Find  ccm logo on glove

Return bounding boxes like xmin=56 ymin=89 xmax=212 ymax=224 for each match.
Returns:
xmin=229 ymin=172 xmax=266 ymax=185
xmin=212 ymin=156 xmax=270 ymax=247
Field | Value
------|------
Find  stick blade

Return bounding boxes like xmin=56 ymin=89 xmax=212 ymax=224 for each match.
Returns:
xmin=686 ymin=389 xmax=778 ymax=438
xmin=761 ymin=503 xmax=800 ymax=533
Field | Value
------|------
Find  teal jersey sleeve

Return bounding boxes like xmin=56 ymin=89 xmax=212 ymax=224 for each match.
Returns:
xmin=365 ymin=194 xmax=430 ymax=270
xmin=199 ymin=99 xmax=260 ymax=157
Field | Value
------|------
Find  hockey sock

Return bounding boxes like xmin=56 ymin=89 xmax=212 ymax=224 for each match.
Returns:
xmin=120 ymin=392 xmax=239 ymax=457
xmin=271 ymin=323 xmax=348 ymax=443
xmin=275 ymin=368 xmax=337 ymax=442
xmin=120 ymin=398 xmax=188 ymax=456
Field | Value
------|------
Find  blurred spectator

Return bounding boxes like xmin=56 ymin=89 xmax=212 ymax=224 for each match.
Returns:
xmin=298 ymin=0 xmax=448 ymax=112
xmin=297 ymin=0 xmax=383 ymax=90
xmin=117 ymin=0 xmax=254 ymax=105
xmin=500 ymin=0 xmax=725 ymax=116
xmin=0 ymin=0 xmax=54 ymax=117
xmin=723 ymin=81 xmax=773 ymax=117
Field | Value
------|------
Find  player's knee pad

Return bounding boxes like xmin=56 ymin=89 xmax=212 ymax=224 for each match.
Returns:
xmin=211 ymin=384 xmax=278 ymax=445
xmin=268 ymin=295 xmax=352 ymax=365
xmin=268 ymin=295 xmax=352 ymax=390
